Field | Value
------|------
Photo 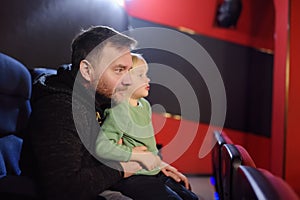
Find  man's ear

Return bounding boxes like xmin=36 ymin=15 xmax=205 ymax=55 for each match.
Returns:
xmin=79 ymin=60 xmax=93 ymax=82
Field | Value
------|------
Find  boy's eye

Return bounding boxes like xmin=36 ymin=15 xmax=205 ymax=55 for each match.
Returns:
xmin=135 ymin=73 xmax=147 ymax=78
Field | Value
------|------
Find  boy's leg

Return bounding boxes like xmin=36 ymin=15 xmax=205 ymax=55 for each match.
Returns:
xmin=157 ymin=173 xmax=199 ymax=200
xmin=111 ymin=175 xmax=181 ymax=200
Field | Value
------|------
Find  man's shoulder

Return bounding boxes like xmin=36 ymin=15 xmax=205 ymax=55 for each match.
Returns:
xmin=31 ymin=79 xmax=72 ymax=105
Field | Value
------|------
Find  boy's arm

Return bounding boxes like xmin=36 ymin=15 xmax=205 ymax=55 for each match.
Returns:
xmin=95 ymin=111 xmax=133 ymax=162
xmin=131 ymin=146 xmax=161 ymax=170
xmin=96 ymin=130 xmax=161 ymax=170
xmin=128 ymin=98 xmax=161 ymax=170
xmin=96 ymin=103 xmax=161 ymax=170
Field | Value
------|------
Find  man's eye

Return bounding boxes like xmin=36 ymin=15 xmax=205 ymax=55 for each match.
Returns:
xmin=115 ymin=67 xmax=125 ymax=73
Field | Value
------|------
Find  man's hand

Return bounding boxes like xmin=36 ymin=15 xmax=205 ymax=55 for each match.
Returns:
xmin=131 ymin=146 xmax=161 ymax=170
xmin=160 ymin=161 xmax=190 ymax=189
xmin=120 ymin=161 xmax=142 ymax=178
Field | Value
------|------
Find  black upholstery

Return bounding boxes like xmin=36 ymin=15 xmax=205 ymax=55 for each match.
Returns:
xmin=211 ymin=131 xmax=233 ymax=199
xmin=221 ymin=143 xmax=257 ymax=200
xmin=221 ymin=143 xmax=242 ymax=200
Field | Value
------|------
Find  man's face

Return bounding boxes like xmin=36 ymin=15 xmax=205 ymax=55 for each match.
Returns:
xmin=91 ymin=45 xmax=133 ymax=99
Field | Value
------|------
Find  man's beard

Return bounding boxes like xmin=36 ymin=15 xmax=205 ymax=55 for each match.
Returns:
xmin=94 ymin=80 xmax=113 ymax=107
xmin=95 ymin=79 xmax=130 ymax=106
xmin=94 ymin=78 xmax=111 ymax=97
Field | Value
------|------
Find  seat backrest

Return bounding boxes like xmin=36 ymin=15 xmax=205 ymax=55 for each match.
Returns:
xmin=0 ymin=53 xmax=40 ymax=199
xmin=233 ymin=165 xmax=299 ymax=200
xmin=221 ymin=143 xmax=257 ymax=200
xmin=0 ymin=52 xmax=32 ymax=176
xmin=0 ymin=53 xmax=32 ymax=136
xmin=258 ymin=168 xmax=299 ymax=200
xmin=212 ymin=131 xmax=233 ymax=199
xmin=29 ymin=67 xmax=57 ymax=84
xmin=235 ymin=144 xmax=256 ymax=168
xmin=221 ymin=143 xmax=241 ymax=200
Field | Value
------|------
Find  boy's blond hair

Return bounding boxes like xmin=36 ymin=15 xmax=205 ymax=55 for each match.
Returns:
xmin=131 ymin=53 xmax=147 ymax=68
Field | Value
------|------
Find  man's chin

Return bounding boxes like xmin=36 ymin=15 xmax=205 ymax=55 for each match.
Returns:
xmin=112 ymin=91 xmax=129 ymax=103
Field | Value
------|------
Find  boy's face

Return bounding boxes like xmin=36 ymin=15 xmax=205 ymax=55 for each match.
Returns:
xmin=129 ymin=60 xmax=150 ymax=100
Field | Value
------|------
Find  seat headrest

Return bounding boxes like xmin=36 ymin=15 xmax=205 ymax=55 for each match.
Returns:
xmin=0 ymin=53 xmax=32 ymax=135
xmin=0 ymin=53 xmax=31 ymax=99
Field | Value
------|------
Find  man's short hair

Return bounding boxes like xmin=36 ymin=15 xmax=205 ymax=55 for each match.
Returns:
xmin=71 ymin=26 xmax=137 ymax=77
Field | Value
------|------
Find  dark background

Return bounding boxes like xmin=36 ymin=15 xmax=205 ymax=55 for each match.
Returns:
xmin=0 ymin=0 xmax=273 ymax=137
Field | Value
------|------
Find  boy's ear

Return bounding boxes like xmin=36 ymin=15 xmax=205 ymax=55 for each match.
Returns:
xmin=79 ymin=60 xmax=93 ymax=82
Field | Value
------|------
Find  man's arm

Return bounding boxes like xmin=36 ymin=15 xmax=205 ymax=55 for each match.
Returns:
xmin=160 ymin=161 xmax=190 ymax=189
xmin=28 ymin=94 xmax=124 ymax=199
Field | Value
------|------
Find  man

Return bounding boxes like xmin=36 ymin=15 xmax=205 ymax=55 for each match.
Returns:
xmin=24 ymin=26 xmax=190 ymax=200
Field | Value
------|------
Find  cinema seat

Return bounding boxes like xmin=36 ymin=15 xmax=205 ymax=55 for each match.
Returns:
xmin=235 ymin=144 xmax=256 ymax=167
xmin=0 ymin=53 xmax=39 ymax=199
xmin=29 ymin=67 xmax=57 ymax=84
xmin=221 ymin=143 xmax=256 ymax=200
xmin=211 ymin=131 xmax=233 ymax=200
xmin=233 ymin=165 xmax=299 ymax=200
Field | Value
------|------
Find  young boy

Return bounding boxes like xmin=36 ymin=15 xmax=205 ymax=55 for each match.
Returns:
xmin=95 ymin=54 xmax=198 ymax=200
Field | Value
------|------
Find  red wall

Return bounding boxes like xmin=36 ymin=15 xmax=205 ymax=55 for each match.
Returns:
xmin=270 ymin=0 xmax=289 ymax=177
xmin=152 ymin=113 xmax=271 ymax=174
xmin=125 ymin=0 xmax=274 ymax=50
xmin=285 ymin=0 xmax=300 ymax=195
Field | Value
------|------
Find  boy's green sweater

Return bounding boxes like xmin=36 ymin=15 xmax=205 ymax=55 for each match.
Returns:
xmin=95 ymin=98 xmax=160 ymax=175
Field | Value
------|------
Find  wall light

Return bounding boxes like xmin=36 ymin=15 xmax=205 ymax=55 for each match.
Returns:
xmin=216 ymin=0 xmax=242 ymax=28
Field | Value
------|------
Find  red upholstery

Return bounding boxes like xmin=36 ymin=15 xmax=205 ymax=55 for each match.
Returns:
xmin=233 ymin=165 xmax=299 ymax=200
xmin=235 ymin=144 xmax=256 ymax=167
xmin=258 ymin=168 xmax=299 ymax=200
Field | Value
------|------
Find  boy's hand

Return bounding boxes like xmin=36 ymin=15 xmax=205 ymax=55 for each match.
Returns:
xmin=131 ymin=146 xmax=161 ymax=170
xmin=117 ymin=138 xmax=123 ymax=145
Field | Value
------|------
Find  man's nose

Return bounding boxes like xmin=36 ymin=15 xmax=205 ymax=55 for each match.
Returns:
xmin=121 ymin=72 xmax=132 ymax=86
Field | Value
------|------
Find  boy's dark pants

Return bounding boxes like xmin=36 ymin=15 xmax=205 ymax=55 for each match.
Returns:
xmin=111 ymin=172 xmax=198 ymax=200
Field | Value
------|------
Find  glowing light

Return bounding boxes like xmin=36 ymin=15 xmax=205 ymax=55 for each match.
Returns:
xmin=112 ymin=0 xmax=125 ymax=7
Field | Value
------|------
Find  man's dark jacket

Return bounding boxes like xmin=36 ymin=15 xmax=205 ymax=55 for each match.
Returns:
xmin=21 ymin=66 xmax=123 ymax=200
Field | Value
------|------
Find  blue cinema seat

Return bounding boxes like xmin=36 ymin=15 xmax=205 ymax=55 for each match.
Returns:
xmin=0 ymin=53 xmax=38 ymax=199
